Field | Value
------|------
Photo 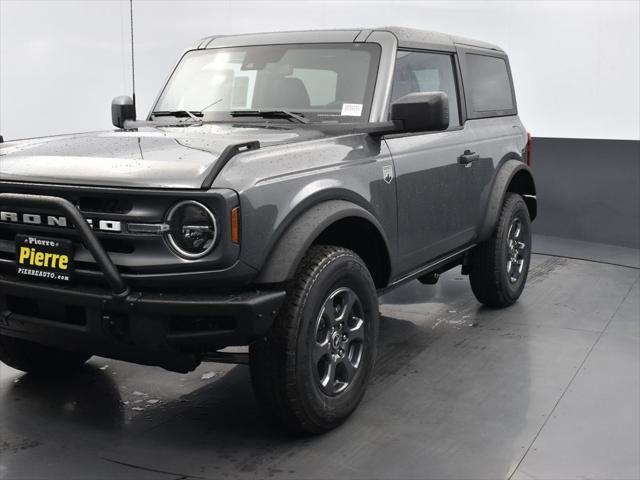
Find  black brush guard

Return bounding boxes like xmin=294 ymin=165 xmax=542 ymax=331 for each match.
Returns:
xmin=0 ymin=192 xmax=129 ymax=296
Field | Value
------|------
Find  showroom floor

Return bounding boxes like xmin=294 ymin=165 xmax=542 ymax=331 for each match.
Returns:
xmin=0 ymin=246 xmax=638 ymax=480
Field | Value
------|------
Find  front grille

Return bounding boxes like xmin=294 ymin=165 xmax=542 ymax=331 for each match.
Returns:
xmin=78 ymin=196 xmax=132 ymax=214
xmin=0 ymin=186 xmax=162 ymax=274
xmin=0 ymin=229 xmax=135 ymax=254
xmin=5 ymin=294 xmax=87 ymax=326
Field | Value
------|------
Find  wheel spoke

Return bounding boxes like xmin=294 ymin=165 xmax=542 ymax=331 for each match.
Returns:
xmin=337 ymin=289 xmax=358 ymax=323
xmin=513 ymin=221 xmax=521 ymax=239
xmin=340 ymin=358 xmax=357 ymax=382
xmin=348 ymin=316 xmax=365 ymax=342
xmin=321 ymin=296 xmax=337 ymax=325
xmin=321 ymin=358 xmax=336 ymax=389
xmin=313 ymin=340 xmax=331 ymax=364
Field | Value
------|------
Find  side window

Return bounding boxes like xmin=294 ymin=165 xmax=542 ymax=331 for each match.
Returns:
xmin=391 ymin=51 xmax=460 ymax=127
xmin=465 ymin=54 xmax=513 ymax=114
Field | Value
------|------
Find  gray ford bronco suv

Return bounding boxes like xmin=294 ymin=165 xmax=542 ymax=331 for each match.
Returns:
xmin=0 ymin=27 xmax=535 ymax=433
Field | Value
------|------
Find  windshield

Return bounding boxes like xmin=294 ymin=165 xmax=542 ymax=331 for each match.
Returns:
xmin=153 ymin=43 xmax=381 ymax=124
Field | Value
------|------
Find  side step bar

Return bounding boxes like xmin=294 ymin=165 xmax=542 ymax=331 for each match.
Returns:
xmin=382 ymin=245 xmax=475 ymax=293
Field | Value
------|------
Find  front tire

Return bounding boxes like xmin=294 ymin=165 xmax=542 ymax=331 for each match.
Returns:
xmin=249 ymin=245 xmax=379 ymax=434
xmin=468 ymin=193 xmax=532 ymax=308
xmin=0 ymin=335 xmax=91 ymax=374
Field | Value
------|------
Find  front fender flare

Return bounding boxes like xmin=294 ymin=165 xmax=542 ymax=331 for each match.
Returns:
xmin=255 ymin=200 xmax=389 ymax=284
xmin=478 ymin=160 xmax=537 ymax=241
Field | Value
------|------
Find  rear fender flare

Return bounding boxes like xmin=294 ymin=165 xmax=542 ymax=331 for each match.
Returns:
xmin=478 ymin=160 xmax=536 ymax=241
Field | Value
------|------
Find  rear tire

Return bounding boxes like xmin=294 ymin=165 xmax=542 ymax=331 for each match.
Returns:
xmin=0 ymin=335 xmax=91 ymax=374
xmin=249 ymin=245 xmax=379 ymax=434
xmin=468 ymin=193 xmax=532 ymax=308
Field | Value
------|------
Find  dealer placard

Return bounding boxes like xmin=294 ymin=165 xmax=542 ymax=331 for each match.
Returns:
xmin=15 ymin=234 xmax=74 ymax=283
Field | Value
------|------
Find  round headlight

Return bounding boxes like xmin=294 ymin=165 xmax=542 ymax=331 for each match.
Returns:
xmin=165 ymin=200 xmax=218 ymax=259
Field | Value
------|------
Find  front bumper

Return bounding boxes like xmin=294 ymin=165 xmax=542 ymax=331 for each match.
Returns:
xmin=0 ymin=192 xmax=284 ymax=372
xmin=0 ymin=272 xmax=285 ymax=372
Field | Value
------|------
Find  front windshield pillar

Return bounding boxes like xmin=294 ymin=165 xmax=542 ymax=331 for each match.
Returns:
xmin=366 ymin=31 xmax=398 ymax=123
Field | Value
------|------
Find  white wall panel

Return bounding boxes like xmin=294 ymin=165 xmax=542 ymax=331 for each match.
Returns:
xmin=0 ymin=0 xmax=132 ymax=140
xmin=1 ymin=0 xmax=638 ymax=141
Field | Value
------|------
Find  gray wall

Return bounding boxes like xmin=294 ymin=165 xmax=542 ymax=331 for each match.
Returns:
xmin=532 ymin=138 xmax=640 ymax=249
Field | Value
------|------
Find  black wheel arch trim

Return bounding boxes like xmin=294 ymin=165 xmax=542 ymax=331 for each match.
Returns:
xmin=478 ymin=159 xmax=536 ymax=242
xmin=255 ymin=200 xmax=391 ymax=285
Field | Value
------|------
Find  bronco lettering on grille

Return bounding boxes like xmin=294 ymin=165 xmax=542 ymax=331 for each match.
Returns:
xmin=0 ymin=210 xmax=122 ymax=232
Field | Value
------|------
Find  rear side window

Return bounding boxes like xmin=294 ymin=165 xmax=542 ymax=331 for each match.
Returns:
xmin=464 ymin=53 xmax=515 ymax=117
xmin=391 ymin=51 xmax=460 ymax=127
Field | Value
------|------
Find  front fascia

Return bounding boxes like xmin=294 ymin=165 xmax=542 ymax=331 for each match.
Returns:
xmin=0 ymin=182 xmax=250 ymax=289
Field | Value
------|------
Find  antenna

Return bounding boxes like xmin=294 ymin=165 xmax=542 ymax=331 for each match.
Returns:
xmin=129 ymin=0 xmax=137 ymax=117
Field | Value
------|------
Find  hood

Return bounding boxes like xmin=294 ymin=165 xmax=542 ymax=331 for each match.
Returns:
xmin=0 ymin=124 xmax=327 ymax=189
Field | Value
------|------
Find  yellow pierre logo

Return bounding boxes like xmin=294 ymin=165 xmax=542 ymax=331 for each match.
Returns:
xmin=18 ymin=246 xmax=69 ymax=270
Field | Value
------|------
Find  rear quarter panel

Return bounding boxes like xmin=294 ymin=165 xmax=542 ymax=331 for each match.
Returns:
xmin=466 ymin=115 xmax=528 ymax=231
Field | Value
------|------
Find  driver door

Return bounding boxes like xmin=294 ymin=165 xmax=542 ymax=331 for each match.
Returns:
xmin=384 ymin=50 xmax=485 ymax=274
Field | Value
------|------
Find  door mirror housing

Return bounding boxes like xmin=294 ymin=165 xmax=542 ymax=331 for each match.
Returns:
xmin=111 ymin=96 xmax=136 ymax=129
xmin=390 ymin=91 xmax=449 ymax=133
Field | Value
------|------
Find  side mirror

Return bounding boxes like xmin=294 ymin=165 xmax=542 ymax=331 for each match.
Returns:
xmin=111 ymin=96 xmax=136 ymax=128
xmin=391 ymin=91 xmax=449 ymax=133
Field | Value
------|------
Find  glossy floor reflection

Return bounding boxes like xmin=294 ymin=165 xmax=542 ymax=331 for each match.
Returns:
xmin=0 ymin=254 xmax=638 ymax=480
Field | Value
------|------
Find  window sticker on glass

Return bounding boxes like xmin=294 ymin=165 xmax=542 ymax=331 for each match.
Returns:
xmin=341 ymin=103 xmax=363 ymax=116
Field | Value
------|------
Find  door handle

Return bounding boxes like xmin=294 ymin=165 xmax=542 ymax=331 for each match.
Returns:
xmin=458 ymin=150 xmax=480 ymax=165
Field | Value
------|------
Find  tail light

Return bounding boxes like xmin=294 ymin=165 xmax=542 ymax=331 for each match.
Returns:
xmin=524 ymin=132 xmax=532 ymax=166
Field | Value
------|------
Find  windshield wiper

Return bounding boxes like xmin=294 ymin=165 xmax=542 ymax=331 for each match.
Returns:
xmin=129 ymin=110 xmax=203 ymax=128
xmin=150 ymin=97 xmax=223 ymax=123
xmin=152 ymin=110 xmax=203 ymax=121
xmin=230 ymin=110 xmax=309 ymax=124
